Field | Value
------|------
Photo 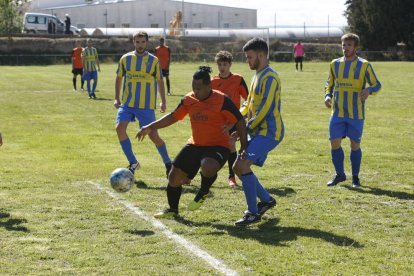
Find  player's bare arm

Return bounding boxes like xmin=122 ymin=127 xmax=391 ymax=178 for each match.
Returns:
xmin=114 ymin=76 xmax=123 ymax=108
xmin=157 ymin=79 xmax=167 ymax=112
xmin=136 ymin=113 xmax=177 ymax=141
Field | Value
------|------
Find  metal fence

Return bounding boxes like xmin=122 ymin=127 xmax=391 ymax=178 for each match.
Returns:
xmin=0 ymin=51 xmax=413 ymax=65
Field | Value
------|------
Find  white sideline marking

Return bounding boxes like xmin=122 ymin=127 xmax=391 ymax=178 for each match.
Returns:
xmin=89 ymin=181 xmax=238 ymax=276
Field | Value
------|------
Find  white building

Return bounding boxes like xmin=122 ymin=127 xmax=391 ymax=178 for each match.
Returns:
xmin=29 ymin=0 xmax=257 ymax=30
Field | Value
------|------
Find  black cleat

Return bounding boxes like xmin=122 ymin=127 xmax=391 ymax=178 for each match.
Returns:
xmin=327 ymin=174 xmax=346 ymax=186
xmin=235 ymin=211 xmax=261 ymax=227
xmin=352 ymin=176 xmax=361 ymax=188
xmin=257 ymin=197 xmax=276 ymax=216
xmin=127 ymin=162 xmax=141 ymax=174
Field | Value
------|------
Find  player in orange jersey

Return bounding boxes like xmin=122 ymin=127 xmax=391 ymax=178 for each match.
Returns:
xmin=155 ymin=38 xmax=172 ymax=95
xmin=71 ymin=39 xmax=84 ymax=92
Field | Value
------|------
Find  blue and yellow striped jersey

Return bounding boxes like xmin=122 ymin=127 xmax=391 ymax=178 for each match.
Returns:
xmin=325 ymin=56 xmax=381 ymax=119
xmin=116 ymin=51 xmax=162 ymax=109
xmin=240 ymin=65 xmax=284 ymax=141
xmin=82 ymin=47 xmax=99 ymax=72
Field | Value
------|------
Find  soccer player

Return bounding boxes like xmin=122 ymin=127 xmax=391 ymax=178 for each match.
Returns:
xmin=82 ymin=38 xmax=100 ymax=99
xmin=71 ymin=39 xmax=84 ymax=92
xmin=212 ymin=50 xmax=248 ymax=187
xmin=154 ymin=38 xmax=172 ymax=95
xmin=232 ymin=37 xmax=284 ymax=226
xmin=114 ymin=31 xmax=172 ymax=177
xmin=324 ymin=33 xmax=381 ymax=188
xmin=293 ymin=41 xmax=305 ymax=71
xmin=136 ymin=66 xmax=247 ymax=219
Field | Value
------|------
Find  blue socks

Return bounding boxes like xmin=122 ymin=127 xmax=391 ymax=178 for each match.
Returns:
xmin=120 ymin=138 xmax=137 ymax=164
xmin=241 ymin=172 xmax=271 ymax=215
xmin=350 ymin=148 xmax=362 ymax=177
xmin=156 ymin=143 xmax=171 ymax=165
xmin=331 ymin=147 xmax=345 ymax=175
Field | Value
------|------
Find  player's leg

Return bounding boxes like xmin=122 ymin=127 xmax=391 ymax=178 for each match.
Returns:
xmin=348 ymin=119 xmax=364 ymax=187
xmin=300 ymin=57 xmax=303 ymax=71
xmin=327 ymin=116 xmax=347 ymax=186
xmin=91 ymin=71 xmax=98 ymax=98
xmin=116 ymin=108 xmax=139 ymax=173
xmin=80 ymin=69 xmax=84 ymax=90
xmin=72 ymin=70 xmax=77 ymax=91
xmin=228 ymin=134 xmax=238 ymax=187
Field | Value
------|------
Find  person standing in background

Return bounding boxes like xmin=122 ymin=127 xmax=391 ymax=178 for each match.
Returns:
xmin=71 ymin=39 xmax=84 ymax=92
xmin=293 ymin=41 xmax=305 ymax=72
xmin=64 ymin=14 xmax=71 ymax=34
xmin=155 ymin=38 xmax=172 ymax=95
xmin=82 ymin=38 xmax=100 ymax=99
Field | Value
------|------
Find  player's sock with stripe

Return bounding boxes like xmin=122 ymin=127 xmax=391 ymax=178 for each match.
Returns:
xmin=255 ymin=177 xmax=271 ymax=203
xmin=120 ymin=138 xmax=137 ymax=164
xmin=331 ymin=147 xmax=345 ymax=176
xmin=167 ymin=185 xmax=182 ymax=212
xmin=241 ymin=172 xmax=259 ymax=215
xmin=350 ymin=148 xmax=362 ymax=177
xmin=156 ymin=143 xmax=171 ymax=165
xmin=228 ymin=151 xmax=237 ymax=178
xmin=194 ymin=173 xmax=217 ymax=202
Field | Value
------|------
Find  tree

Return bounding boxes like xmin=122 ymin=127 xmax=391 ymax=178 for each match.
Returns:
xmin=0 ymin=0 xmax=29 ymax=35
xmin=345 ymin=0 xmax=414 ymax=50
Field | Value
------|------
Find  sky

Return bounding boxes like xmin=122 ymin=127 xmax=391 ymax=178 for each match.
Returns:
xmin=186 ymin=0 xmax=348 ymax=27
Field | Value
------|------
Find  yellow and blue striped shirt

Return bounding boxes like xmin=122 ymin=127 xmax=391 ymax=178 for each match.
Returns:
xmin=240 ymin=65 xmax=284 ymax=141
xmin=116 ymin=51 xmax=162 ymax=109
xmin=81 ymin=47 xmax=99 ymax=72
xmin=325 ymin=56 xmax=381 ymax=119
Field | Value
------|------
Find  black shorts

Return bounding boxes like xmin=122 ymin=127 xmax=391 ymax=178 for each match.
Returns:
xmin=295 ymin=56 xmax=304 ymax=63
xmin=72 ymin=68 xmax=83 ymax=75
xmin=161 ymin=69 xmax=169 ymax=77
xmin=173 ymin=144 xmax=230 ymax=178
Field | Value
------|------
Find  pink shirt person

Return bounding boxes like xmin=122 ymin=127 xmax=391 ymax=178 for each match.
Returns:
xmin=293 ymin=42 xmax=305 ymax=57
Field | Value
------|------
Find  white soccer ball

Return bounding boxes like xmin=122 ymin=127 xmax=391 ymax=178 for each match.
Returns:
xmin=110 ymin=168 xmax=135 ymax=192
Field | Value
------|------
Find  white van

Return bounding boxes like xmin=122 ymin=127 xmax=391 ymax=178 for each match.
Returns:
xmin=22 ymin=13 xmax=80 ymax=35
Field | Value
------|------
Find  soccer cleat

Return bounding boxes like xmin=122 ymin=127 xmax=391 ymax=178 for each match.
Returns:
xmin=188 ymin=194 xmax=208 ymax=211
xmin=165 ymin=162 xmax=172 ymax=178
xmin=327 ymin=174 xmax=346 ymax=186
xmin=257 ymin=196 xmax=277 ymax=216
xmin=92 ymin=94 xmax=97 ymax=99
xmin=154 ymin=209 xmax=178 ymax=219
xmin=228 ymin=176 xmax=238 ymax=188
xmin=352 ymin=176 xmax=361 ymax=188
xmin=235 ymin=211 xmax=261 ymax=227
xmin=127 ymin=162 xmax=141 ymax=174
xmin=167 ymin=92 xmax=171 ymax=96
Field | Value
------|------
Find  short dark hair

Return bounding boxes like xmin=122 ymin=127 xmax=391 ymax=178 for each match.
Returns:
xmin=193 ymin=66 xmax=212 ymax=85
xmin=242 ymin=37 xmax=268 ymax=56
xmin=341 ymin=33 xmax=360 ymax=47
xmin=215 ymin=50 xmax=233 ymax=63
xmin=133 ymin=31 xmax=149 ymax=41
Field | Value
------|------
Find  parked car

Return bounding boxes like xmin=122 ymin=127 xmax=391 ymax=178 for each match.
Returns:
xmin=22 ymin=12 xmax=80 ymax=35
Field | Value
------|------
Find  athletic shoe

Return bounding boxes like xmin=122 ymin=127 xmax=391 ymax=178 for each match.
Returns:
xmin=81 ymin=87 xmax=84 ymax=91
xmin=352 ymin=176 xmax=361 ymax=188
xmin=154 ymin=208 xmax=178 ymax=219
xmin=228 ymin=176 xmax=238 ymax=188
xmin=165 ymin=162 xmax=172 ymax=178
xmin=257 ymin=196 xmax=276 ymax=216
xmin=73 ymin=88 xmax=77 ymax=92
xmin=188 ymin=194 xmax=208 ymax=211
xmin=167 ymin=92 xmax=171 ymax=96
xmin=327 ymin=174 xmax=346 ymax=186
xmin=235 ymin=211 xmax=261 ymax=227
xmin=92 ymin=94 xmax=97 ymax=99
xmin=127 ymin=162 xmax=141 ymax=174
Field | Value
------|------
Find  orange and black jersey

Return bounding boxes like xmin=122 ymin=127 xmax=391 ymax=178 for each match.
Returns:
xmin=211 ymin=73 xmax=248 ymax=108
xmin=172 ymin=90 xmax=243 ymax=148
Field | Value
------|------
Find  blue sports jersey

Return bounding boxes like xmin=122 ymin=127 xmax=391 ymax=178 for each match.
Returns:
xmin=82 ymin=47 xmax=99 ymax=72
xmin=116 ymin=51 xmax=162 ymax=110
xmin=325 ymin=56 xmax=381 ymax=120
xmin=240 ymin=65 xmax=284 ymax=141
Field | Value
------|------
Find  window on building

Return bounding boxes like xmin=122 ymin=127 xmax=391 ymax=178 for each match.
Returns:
xmin=107 ymin=23 xmax=115 ymax=28
xmin=223 ymin=23 xmax=230 ymax=28
xmin=193 ymin=23 xmax=202 ymax=28
xmin=122 ymin=23 xmax=130 ymax=28
xmin=150 ymin=23 xmax=159 ymax=28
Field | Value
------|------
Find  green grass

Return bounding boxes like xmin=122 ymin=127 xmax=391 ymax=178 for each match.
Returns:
xmin=0 ymin=61 xmax=413 ymax=275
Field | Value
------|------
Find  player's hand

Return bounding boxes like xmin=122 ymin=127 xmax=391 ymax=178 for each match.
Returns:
xmin=136 ymin=126 xmax=151 ymax=141
xmin=238 ymin=149 xmax=247 ymax=160
xmin=113 ymin=99 xmax=121 ymax=109
xmin=360 ymin=88 xmax=370 ymax=101
xmin=230 ymin=130 xmax=239 ymax=142
xmin=160 ymin=102 xmax=166 ymax=113
xmin=325 ymin=97 xmax=332 ymax=108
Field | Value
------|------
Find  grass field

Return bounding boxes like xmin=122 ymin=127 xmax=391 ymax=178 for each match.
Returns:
xmin=0 ymin=61 xmax=413 ymax=275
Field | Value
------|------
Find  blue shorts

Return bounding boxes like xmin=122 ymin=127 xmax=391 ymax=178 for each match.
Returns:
xmin=83 ymin=71 xmax=98 ymax=81
xmin=245 ymin=135 xmax=280 ymax=167
xmin=116 ymin=106 xmax=156 ymax=127
xmin=329 ymin=116 xmax=364 ymax=143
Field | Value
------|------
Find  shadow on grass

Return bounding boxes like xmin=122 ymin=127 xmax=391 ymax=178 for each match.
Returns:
xmin=343 ymin=185 xmax=414 ymax=200
xmin=135 ymin=180 xmax=198 ymax=194
xmin=0 ymin=212 xmax=29 ymax=232
xmin=126 ymin=229 xmax=155 ymax=237
xmin=176 ymin=217 xmax=362 ymax=248
xmin=92 ymin=97 xmax=112 ymax=101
